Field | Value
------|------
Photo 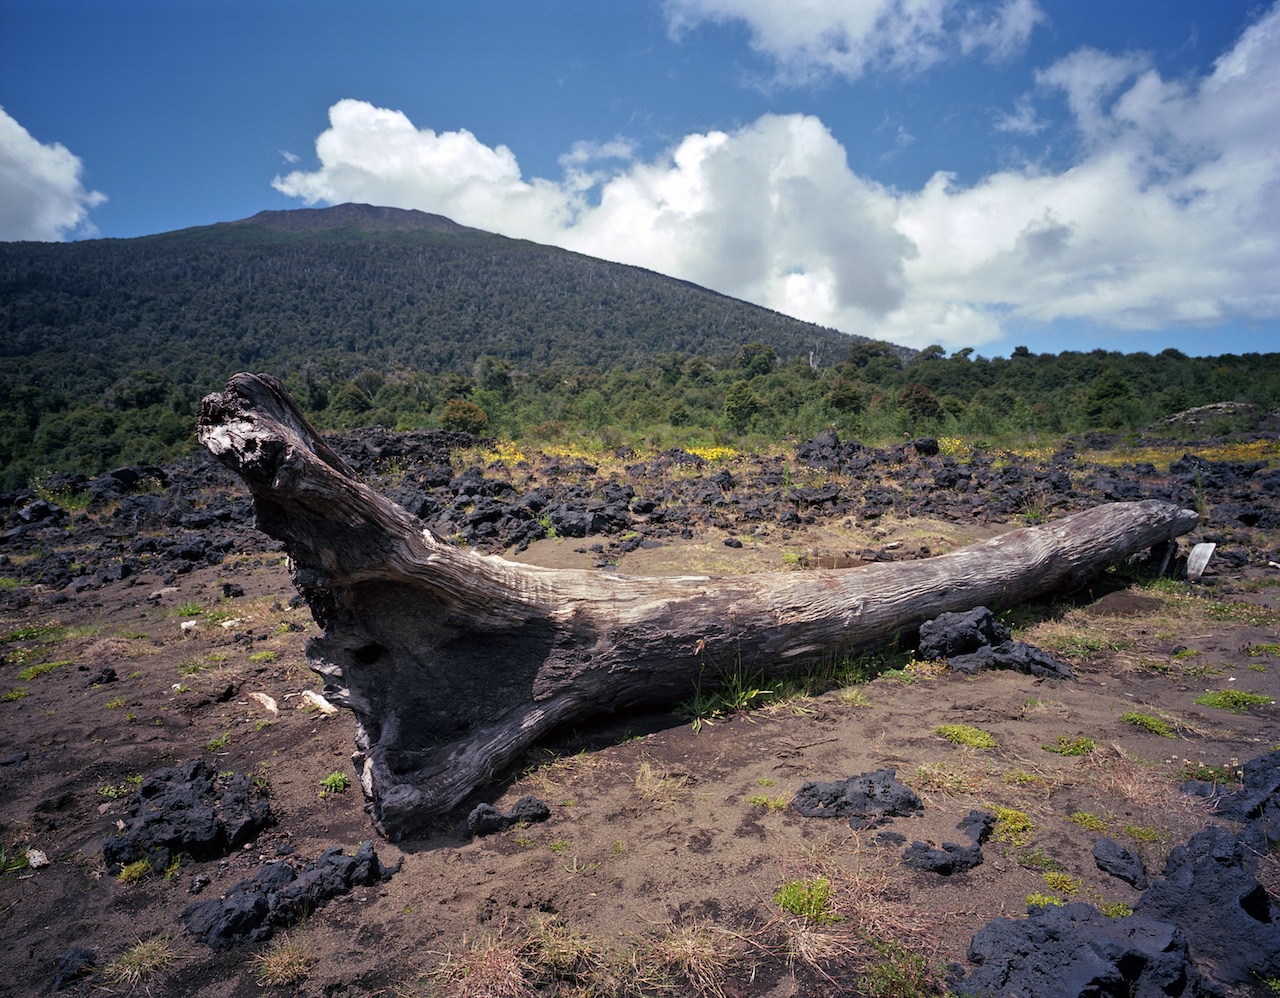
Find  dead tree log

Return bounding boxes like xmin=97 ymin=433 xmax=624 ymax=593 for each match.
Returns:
xmin=197 ymin=373 xmax=1200 ymax=840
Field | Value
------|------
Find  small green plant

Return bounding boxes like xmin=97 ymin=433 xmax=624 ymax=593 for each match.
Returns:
xmin=677 ymin=663 xmax=777 ymax=731
xmin=773 ymin=876 xmax=843 ymax=924
xmin=936 ymin=724 xmax=996 ymax=749
xmin=205 ymin=731 xmax=230 ymax=752
xmin=117 ymin=858 xmax=153 ymax=885
xmin=5 ymin=623 xmax=67 ymax=642
xmin=1026 ymin=892 xmax=1065 ymax=907
xmin=1015 ymin=848 xmax=1063 ymax=871
xmin=837 ymin=686 xmax=871 ymax=707
xmin=105 ymin=696 xmax=127 ymax=710
xmin=164 ymin=855 xmax=182 ymax=882
xmin=746 ymin=793 xmax=788 ymax=811
xmin=319 ymin=771 xmax=351 ymax=794
xmin=1121 ymin=711 xmax=1176 ymax=737
xmin=16 ymin=659 xmax=72 ymax=682
xmin=1 ymin=688 xmax=28 ymax=702
xmin=1042 ymin=735 xmax=1095 ymax=756
xmin=97 ymin=776 xmax=141 ymax=800
xmin=1194 ymin=689 xmax=1274 ymax=713
xmin=1246 ymin=643 xmax=1280 ymax=658
xmin=549 ymin=840 xmax=572 ymax=856
xmin=1123 ymin=824 xmax=1166 ymax=845
xmin=1043 ymin=871 xmax=1080 ymax=895
xmin=175 ymin=602 xmax=203 ymax=616
xmin=860 ymin=939 xmax=938 ymax=998
xmin=993 ymin=806 xmax=1035 ymax=846
xmin=248 ymin=650 xmax=277 ymax=663
xmin=1 ymin=845 xmax=30 ymax=877
xmin=1068 ymin=811 xmax=1109 ymax=832
xmin=1098 ymin=900 xmax=1133 ymax=918
xmin=1180 ymin=759 xmax=1243 ymax=785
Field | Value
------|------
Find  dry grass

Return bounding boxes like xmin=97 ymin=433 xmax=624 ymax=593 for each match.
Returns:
xmin=252 ymin=931 xmax=316 ymax=986
xmin=643 ymin=920 xmax=746 ymax=998
xmin=1078 ymin=742 xmax=1185 ymax=812
xmin=906 ymin=760 xmax=988 ymax=800
xmin=430 ymin=935 xmax=538 ymax=998
xmin=634 ymin=759 xmax=692 ymax=807
xmin=521 ymin=747 xmax=608 ymax=798
xmin=761 ymin=841 xmax=948 ymax=993
xmin=102 ymin=934 xmax=179 ymax=991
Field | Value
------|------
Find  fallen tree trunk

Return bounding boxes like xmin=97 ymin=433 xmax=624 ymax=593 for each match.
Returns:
xmin=197 ymin=373 xmax=1201 ymax=840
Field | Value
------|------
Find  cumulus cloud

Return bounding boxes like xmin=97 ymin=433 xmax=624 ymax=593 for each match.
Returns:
xmin=275 ymin=4 xmax=1280 ymax=351
xmin=0 ymin=107 xmax=105 ymax=241
xmin=662 ymin=0 xmax=1043 ymax=83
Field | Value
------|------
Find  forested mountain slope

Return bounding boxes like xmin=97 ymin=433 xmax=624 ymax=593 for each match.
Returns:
xmin=2 ymin=204 xmax=1277 ymax=489
xmin=1 ymin=203 xmax=872 ymax=394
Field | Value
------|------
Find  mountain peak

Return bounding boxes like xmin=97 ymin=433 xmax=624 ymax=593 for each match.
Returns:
xmin=230 ymin=203 xmax=477 ymax=235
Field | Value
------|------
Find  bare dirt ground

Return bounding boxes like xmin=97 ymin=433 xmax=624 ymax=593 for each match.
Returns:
xmin=2 ymin=455 xmax=1279 ymax=996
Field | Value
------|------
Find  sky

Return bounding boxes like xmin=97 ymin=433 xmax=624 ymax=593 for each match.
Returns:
xmin=2 ymin=1 xmax=1278 ymax=358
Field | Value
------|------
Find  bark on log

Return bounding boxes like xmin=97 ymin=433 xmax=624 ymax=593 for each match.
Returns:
xmin=197 ymin=373 xmax=1201 ymax=841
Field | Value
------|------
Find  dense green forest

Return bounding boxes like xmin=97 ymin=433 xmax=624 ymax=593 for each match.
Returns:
xmin=2 ymin=204 xmax=1278 ymax=489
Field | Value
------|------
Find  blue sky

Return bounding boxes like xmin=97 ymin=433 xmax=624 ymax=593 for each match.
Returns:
xmin=2 ymin=0 xmax=1278 ymax=358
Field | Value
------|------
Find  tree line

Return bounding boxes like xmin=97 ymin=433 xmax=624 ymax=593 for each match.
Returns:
xmin=4 ymin=338 xmax=1276 ymax=490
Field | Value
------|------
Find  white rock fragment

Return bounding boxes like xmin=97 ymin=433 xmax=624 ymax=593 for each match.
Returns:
xmin=300 ymin=690 xmax=338 ymax=715
xmin=26 ymin=849 xmax=49 ymax=868
xmin=249 ymin=691 xmax=278 ymax=714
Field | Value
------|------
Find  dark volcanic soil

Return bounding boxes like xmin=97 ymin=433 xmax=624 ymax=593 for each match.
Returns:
xmin=2 ymin=421 xmax=1279 ymax=997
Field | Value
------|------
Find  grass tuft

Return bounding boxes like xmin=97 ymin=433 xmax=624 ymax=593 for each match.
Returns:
xmin=1193 ymin=689 xmax=1274 ymax=713
xmin=774 ymin=876 xmax=843 ymax=925
xmin=103 ymin=935 xmax=178 ymax=989
xmin=935 ymin=723 xmax=996 ymax=749
xmin=1042 ymin=735 xmax=1095 ymax=756
xmin=1121 ymin=710 xmax=1176 ymax=737
xmin=253 ymin=932 xmax=315 ymax=987
xmin=992 ymin=806 xmax=1036 ymax=846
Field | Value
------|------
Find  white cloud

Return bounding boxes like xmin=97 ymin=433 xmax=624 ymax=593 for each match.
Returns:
xmin=275 ymin=4 xmax=1280 ymax=351
xmin=662 ymin=0 xmax=1043 ymax=83
xmin=959 ymin=0 xmax=1044 ymax=62
xmin=0 ymin=107 xmax=105 ymax=241
xmin=994 ymin=93 xmax=1045 ymax=135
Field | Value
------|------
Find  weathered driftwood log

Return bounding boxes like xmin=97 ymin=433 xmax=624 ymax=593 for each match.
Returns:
xmin=197 ymin=373 xmax=1200 ymax=840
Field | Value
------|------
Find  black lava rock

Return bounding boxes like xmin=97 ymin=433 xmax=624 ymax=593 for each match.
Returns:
xmin=953 ymin=902 xmax=1219 ymax=998
xmin=51 ymin=947 xmax=97 ymax=991
xmin=101 ymin=760 xmax=272 ymax=875
xmin=918 ymin=607 xmax=1011 ymax=659
xmin=1138 ymin=824 xmax=1280 ymax=987
xmin=918 ymin=606 xmax=1073 ymax=680
xmin=903 ymin=809 xmax=993 ymax=875
xmin=1093 ymin=837 xmax=1149 ymax=889
xmin=182 ymin=841 xmax=400 ymax=949
xmin=467 ymin=795 xmax=552 ymax=836
xmin=791 ymin=769 xmax=922 ymax=830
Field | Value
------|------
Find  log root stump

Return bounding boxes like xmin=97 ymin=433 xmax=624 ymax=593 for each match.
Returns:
xmin=197 ymin=373 xmax=1201 ymax=841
